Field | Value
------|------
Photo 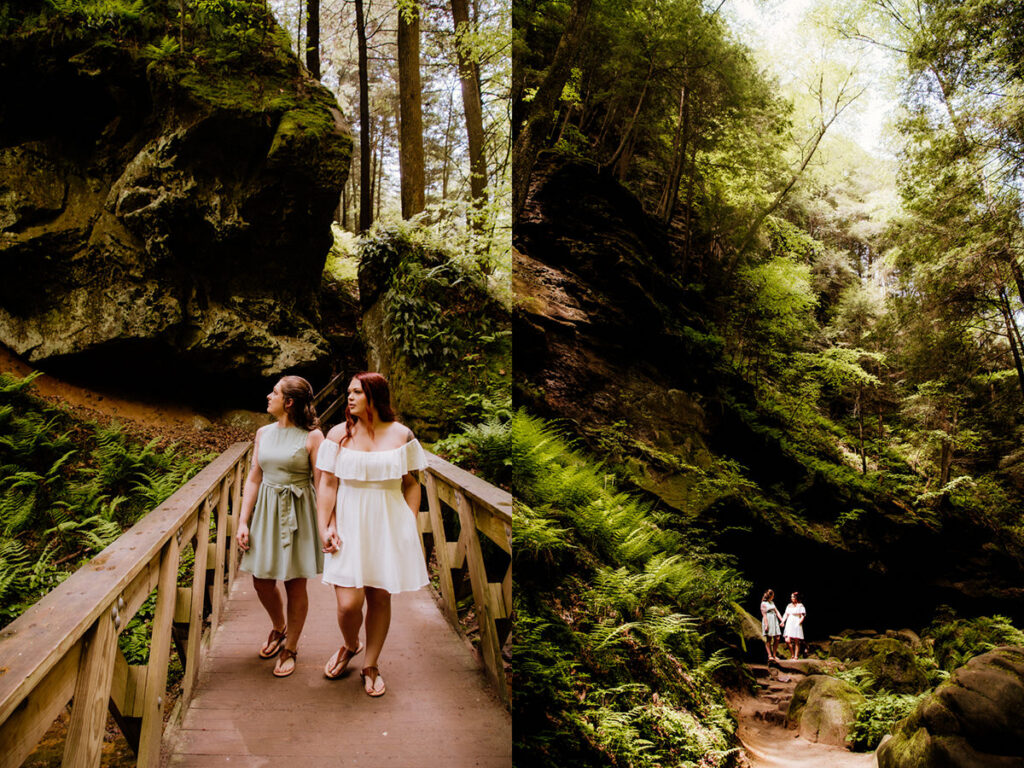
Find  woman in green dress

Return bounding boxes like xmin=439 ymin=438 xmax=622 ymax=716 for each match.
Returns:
xmin=236 ymin=376 xmax=325 ymax=677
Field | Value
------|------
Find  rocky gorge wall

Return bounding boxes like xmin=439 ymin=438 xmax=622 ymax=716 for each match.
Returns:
xmin=0 ymin=5 xmax=352 ymax=401
xmin=514 ymin=157 xmax=1024 ymax=634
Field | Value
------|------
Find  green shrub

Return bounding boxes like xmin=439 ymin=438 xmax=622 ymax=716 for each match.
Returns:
xmin=847 ymin=693 xmax=923 ymax=751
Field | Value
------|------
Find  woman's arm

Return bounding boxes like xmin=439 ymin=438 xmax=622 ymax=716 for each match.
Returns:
xmin=235 ymin=428 xmax=264 ymax=552
xmin=317 ymin=470 xmax=340 ymax=552
xmin=316 ymin=425 xmax=346 ymax=552
xmin=307 ymin=428 xmax=325 ymax=489
xmin=401 ymin=472 xmax=420 ymax=518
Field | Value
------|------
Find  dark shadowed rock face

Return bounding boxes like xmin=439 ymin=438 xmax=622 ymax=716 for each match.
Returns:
xmin=878 ymin=646 xmax=1024 ymax=768
xmin=0 ymin=21 xmax=351 ymax=400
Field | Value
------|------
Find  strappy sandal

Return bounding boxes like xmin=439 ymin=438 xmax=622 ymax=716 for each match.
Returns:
xmin=360 ymin=666 xmax=386 ymax=697
xmin=323 ymin=644 xmax=364 ymax=679
xmin=273 ymin=648 xmax=297 ymax=678
xmin=258 ymin=627 xmax=287 ymax=659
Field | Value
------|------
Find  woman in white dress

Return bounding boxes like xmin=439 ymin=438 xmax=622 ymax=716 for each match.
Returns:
xmin=760 ymin=589 xmax=784 ymax=662
xmin=315 ymin=372 xmax=429 ymax=697
xmin=782 ymin=591 xmax=807 ymax=659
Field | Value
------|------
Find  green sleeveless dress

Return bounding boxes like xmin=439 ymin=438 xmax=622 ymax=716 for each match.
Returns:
xmin=239 ymin=425 xmax=323 ymax=580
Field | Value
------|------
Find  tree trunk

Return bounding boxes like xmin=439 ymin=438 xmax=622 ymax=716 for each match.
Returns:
xmin=451 ymin=0 xmax=488 ymax=226
xmin=441 ymin=91 xmax=454 ymax=200
xmin=295 ymin=0 xmax=304 ymax=57
xmin=657 ymin=82 xmax=689 ymax=224
xmin=856 ymin=387 xmax=867 ymax=474
xmin=355 ymin=0 xmax=372 ymax=231
xmin=999 ymin=288 xmax=1024 ymax=399
xmin=939 ymin=438 xmax=953 ymax=487
xmin=397 ymin=1 xmax=425 ymax=218
xmin=305 ymin=0 xmax=320 ymax=78
xmin=602 ymin=60 xmax=653 ymax=177
xmin=512 ymin=0 xmax=593 ymax=219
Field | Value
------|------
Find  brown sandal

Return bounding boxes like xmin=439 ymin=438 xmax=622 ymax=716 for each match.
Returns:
xmin=273 ymin=648 xmax=297 ymax=677
xmin=258 ymin=627 xmax=287 ymax=659
xmin=360 ymin=666 xmax=386 ymax=697
xmin=324 ymin=644 xmax=364 ymax=679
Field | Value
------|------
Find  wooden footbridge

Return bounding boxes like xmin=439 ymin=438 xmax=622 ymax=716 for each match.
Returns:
xmin=0 ymin=413 xmax=512 ymax=766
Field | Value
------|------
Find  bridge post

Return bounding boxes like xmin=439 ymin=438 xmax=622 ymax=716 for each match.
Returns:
xmin=182 ymin=495 xmax=213 ymax=705
xmin=424 ymin=473 xmax=458 ymax=625
xmin=137 ymin=539 xmax=181 ymax=766
xmin=454 ymin=489 xmax=508 ymax=703
xmin=62 ymin=609 xmax=119 ymax=767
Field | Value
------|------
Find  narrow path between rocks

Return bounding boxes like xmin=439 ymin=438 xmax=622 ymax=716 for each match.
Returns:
xmin=733 ymin=662 xmax=877 ymax=768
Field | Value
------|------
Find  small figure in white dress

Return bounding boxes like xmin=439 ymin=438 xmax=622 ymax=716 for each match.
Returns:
xmin=235 ymin=376 xmax=325 ymax=677
xmin=760 ymin=589 xmax=784 ymax=662
xmin=782 ymin=591 xmax=807 ymax=659
xmin=315 ymin=372 xmax=429 ymax=697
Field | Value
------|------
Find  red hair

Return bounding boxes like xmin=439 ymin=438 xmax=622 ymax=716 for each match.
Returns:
xmin=342 ymin=372 xmax=395 ymax=444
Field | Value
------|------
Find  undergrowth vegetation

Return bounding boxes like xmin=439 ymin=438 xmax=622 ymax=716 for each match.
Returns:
xmin=358 ymin=223 xmax=511 ymax=430
xmin=442 ymin=410 xmax=746 ymax=767
xmin=0 ymin=372 xmax=212 ymax=628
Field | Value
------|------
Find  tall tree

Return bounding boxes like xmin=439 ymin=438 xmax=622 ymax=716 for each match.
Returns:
xmin=451 ymin=0 xmax=489 ymax=222
xmin=397 ymin=0 xmax=425 ymax=217
xmin=306 ymin=0 xmax=320 ymax=79
xmin=512 ymin=0 xmax=592 ymax=219
xmin=355 ymin=0 xmax=373 ymax=231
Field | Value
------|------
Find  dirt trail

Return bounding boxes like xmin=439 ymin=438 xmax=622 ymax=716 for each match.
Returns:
xmin=0 ymin=346 xmax=255 ymax=452
xmin=734 ymin=662 xmax=877 ymax=768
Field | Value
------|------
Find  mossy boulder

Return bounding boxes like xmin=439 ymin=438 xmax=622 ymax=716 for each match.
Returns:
xmin=877 ymin=646 xmax=1024 ymax=767
xmin=736 ymin=604 xmax=764 ymax=654
xmin=0 ymin=6 xmax=352 ymax=399
xmin=832 ymin=637 xmax=930 ymax=693
xmin=787 ymin=674 xmax=865 ymax=746
xmin=357 ymin=225 xmax=510 ymax=440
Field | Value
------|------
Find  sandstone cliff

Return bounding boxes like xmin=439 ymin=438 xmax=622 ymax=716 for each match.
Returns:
xmin=0 ymin=4 xmax=352 ymax=398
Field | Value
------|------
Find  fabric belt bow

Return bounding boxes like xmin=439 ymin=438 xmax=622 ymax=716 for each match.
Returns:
xmin=264 ymin=481 xmax=305 ymax=548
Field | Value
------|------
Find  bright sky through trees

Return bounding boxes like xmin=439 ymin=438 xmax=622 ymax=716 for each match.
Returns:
xmin=723 ymin=0 xmax=897 ymax=158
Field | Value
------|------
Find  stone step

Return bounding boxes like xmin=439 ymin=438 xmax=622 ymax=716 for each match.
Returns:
xmin=763 ymin=693 xmax=789 ymax=705
xmin=754 ymin=708 xmax=787 ymax=726
xmin=749 ymin=664 xmax=772 ymax=680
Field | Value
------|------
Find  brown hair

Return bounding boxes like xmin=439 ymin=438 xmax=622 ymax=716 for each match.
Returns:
xmin=342 ymin=372 xmax=395 ymax=444
xmin=278 ymin=375 xmax=319 ymax=430
xmin=762 ymin=589 xmax=774 ymax=602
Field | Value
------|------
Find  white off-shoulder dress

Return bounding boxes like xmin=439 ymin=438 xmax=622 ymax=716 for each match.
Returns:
xmin=316 ymin=438 xmax=430 ymax=594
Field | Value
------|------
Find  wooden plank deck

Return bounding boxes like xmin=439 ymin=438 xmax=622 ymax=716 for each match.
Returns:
xmin=165 ymin=577 xmax=511 ymax=768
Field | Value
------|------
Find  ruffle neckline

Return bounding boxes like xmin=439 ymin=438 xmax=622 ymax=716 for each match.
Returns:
xmin=317 ymin=438 xmax=427 ymax=481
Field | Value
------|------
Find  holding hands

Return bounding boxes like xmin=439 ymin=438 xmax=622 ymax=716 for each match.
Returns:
xmin=321 ymin=524 xmax=341 ymax=554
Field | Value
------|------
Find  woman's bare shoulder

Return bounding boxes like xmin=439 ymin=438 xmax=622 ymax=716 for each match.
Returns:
xmin=325 ymin=423 xmax=347 ymax=443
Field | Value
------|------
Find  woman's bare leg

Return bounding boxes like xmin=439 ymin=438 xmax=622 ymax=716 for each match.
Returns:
xmin=363 ymin=586 xmax=392 ymax=669
xmin=334 ymin=586 xmax=365 ymax=651
xmin=252 ymin=576 xmax=286 ymax=652
xmin=282 ymin=578 xmax=308 ymax=651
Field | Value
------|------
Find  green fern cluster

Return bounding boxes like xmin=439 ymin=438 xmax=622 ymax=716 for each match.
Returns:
xmin=0 ymin=372 xmax=211 ymax=625
xmin=925 ymin=610 xmax=1024 ymax=672
xmin=507 ymin=412 xmax=748 ymax=768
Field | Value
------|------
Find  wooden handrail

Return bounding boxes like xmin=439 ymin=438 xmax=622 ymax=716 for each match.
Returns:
xmin=418 ymin=452 xmax=512 ymax=704
xmin=311 ymin=371 xmax=346 ymax=409
xmin=0 ymin=436 xmax=513 ymax=766
xmin=0 ymin=442 xmax=252 ymax=767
